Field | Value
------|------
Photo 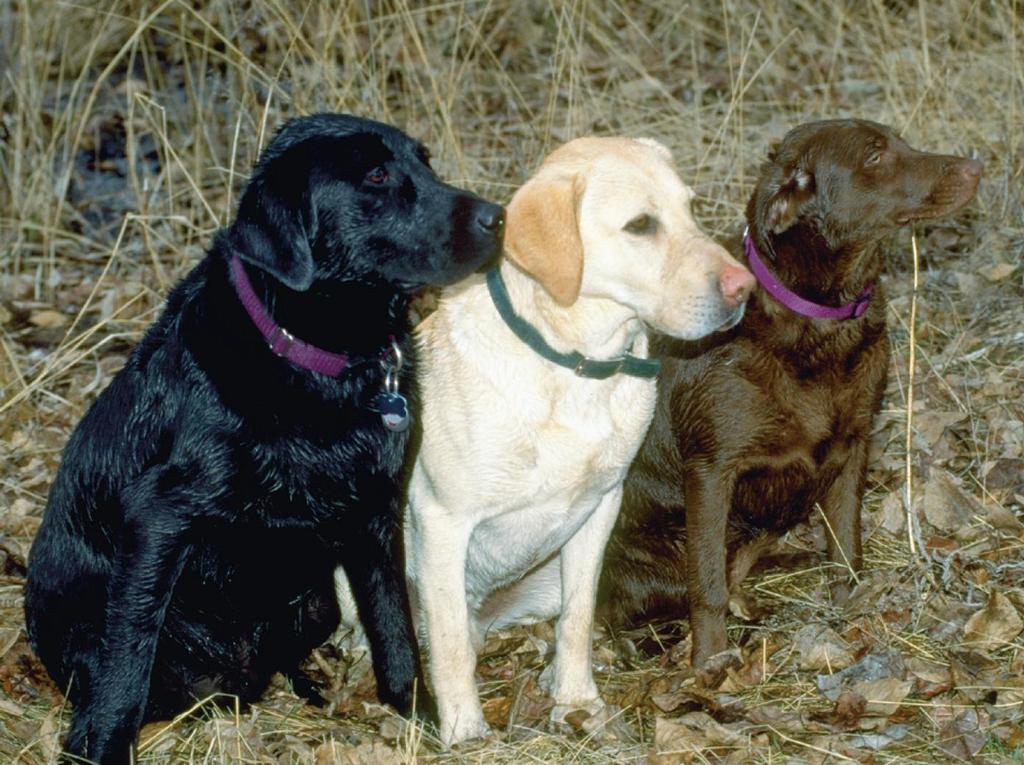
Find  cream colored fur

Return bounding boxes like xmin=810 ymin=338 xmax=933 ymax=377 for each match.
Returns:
xmin=338 ymin=136 xmax=747 ymax=745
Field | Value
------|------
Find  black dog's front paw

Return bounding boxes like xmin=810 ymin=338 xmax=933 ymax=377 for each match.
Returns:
xmin=63 ymin=716 xmax=133 ymax=765
xmin=407 ymin=686 xmax=438 ymax=728
xmin=382 ymin=681 xmax=437 ymax=728
xmin=288 ymin=670 xmax=327 ymax=708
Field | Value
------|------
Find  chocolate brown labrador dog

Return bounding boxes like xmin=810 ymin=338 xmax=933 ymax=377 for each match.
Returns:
xmin=598 ymin=119 xmax=981 ymax=679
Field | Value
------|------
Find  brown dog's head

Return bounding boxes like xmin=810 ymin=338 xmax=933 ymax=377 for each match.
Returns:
xmin=749 ymin=119 xmax=982 ymax=250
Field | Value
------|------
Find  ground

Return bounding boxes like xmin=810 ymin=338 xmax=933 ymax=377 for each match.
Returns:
xmin=0 ymin=1 xmax=1022 ymax=763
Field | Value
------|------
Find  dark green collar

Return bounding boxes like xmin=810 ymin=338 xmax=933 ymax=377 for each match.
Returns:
xmin=485 ymin=267 xmax=661 ymax=380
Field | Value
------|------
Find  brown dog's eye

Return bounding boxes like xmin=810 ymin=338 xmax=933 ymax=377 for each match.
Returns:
xmin=365 ymin=167 xmax=389 ymax=185
xmin=624 ymin=213 xmax=657 ymax=235
xmin=865 ymin=153 xmax=882 ymax=166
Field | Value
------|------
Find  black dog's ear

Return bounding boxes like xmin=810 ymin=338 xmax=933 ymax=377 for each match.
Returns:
xmin=765 ymin=166 xmax=815 ymax=234
xmin=229 ymin=169 xmax=317 ymax=292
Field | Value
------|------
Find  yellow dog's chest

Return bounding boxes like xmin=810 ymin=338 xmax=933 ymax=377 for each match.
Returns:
xmin=527 ymin=374 xmax=656 ymax=483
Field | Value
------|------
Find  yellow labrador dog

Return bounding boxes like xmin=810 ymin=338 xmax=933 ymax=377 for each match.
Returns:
xmin=402 ymin=137 xmax=754 ymax=744
xmin=335 ymin=137 xmax=753 ymax=742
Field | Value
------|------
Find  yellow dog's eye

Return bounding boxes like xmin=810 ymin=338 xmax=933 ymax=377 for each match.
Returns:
xmin=624 ymin=213 xmax=657 ymax=235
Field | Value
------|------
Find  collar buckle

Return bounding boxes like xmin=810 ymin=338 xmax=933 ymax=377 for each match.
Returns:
xmin=268 ymin=325 xmax=297 ymax=357
xmin=575 ymin=357 xmax=624 ymax=379
xmin=851 ymin=290 xmax=872 ymax=318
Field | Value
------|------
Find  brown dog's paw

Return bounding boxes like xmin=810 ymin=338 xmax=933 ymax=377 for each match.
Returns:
xmin=829 ymin=576 xmax=856 ymax=608
xmin=695 ymin=648 xmax=742 ymax=689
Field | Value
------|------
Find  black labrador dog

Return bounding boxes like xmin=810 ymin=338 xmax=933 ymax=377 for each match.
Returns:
xmin=24 ymin=113 xmax=504 ymax=764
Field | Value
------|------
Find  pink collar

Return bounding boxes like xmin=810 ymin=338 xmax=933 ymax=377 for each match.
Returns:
xmin=229 ymin=255 xmax=350 ymax=377
xmin=743 ymin=230 xmax=873 ymax=320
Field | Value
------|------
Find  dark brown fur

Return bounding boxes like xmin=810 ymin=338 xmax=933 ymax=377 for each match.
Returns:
xmin=598 ymin=119 xmax=982 ymax=675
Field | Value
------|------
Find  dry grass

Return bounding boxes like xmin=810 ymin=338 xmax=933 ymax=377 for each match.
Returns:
xmin=1 ymin=0 xmax=1022 ymax=763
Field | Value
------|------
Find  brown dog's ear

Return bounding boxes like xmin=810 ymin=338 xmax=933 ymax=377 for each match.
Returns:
xmin=504 ymin=173 xmax=586 ymax=306
xmin=765 ymin=167 xmax=815 ymax=234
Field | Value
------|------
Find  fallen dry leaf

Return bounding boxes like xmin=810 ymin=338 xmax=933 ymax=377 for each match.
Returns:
xmin=936 ymin=706 xmax=989 ymax=760
xmin=28 ymin=308 xmax=67 ymax=328
xmin=747 ymin=703 xmax=820 ymax=737
xmin=852 ymin=677 xmax=912 ymax=716
xmin=201 ymin=718 xmax=266 ymax=760
xmin=830 ymin=689 xmax=867 ymax=729
xmin=794 ymin=624 xmax=855 ymax=671
xmin=875 ymin=489 xmax=907 ymax=535
xmin=979 ymin=261 xmax=1017 ymax=282
xmin=926 ymin=226 xmax=967 ymax=250
xmin=481 ymin=694 xmax=513 ymax=728
xmin=979 ymin=502 xmax=1024 ymax=532
xmin=914 ymin=411 xmax=967 ymax=446
xmin=848 ymin=723 xmax=911 ymax=751
xmin=844 ymin=572 xmax=896 ymax=619
xmin=653 ymin=715 xmax=705 ymax=758
xmin=905 ymin=656 xmax=953 ymax=698
xmin=316 ymin=739 xmax=401 ymax=765
xmin=35 ymin=706 xmax=62 ymax=764
xmin=995 ymin=676 xmax=1024 ymax=708
xmin=963 ymin=590 xmax=1024 ymax=651
xmin=984 ymin=458 xmax=1024 ymax=494
xmin=654 ymin=711 xmax=753 ymax=757
xmin=917 ymin=470 xmax=975 ymax=532
xmin=649 ymin=671 xmax=691 ymax=713
xmin=817 ymin=649 xmax=906 ymax=702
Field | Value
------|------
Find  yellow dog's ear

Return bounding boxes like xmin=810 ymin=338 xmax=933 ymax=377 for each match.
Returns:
xmin=504 ymin=173 xmax=585 ymax=306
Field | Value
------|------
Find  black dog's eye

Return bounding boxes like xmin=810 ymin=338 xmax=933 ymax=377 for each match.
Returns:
xmin=624 ymin=213 xmax=657 ymax=235
xmin=365 ymin=167 xmax=389 ymax=185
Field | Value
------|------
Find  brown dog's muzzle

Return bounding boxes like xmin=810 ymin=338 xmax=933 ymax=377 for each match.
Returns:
xmin=900 ymin=156 xmax=983 ymax=223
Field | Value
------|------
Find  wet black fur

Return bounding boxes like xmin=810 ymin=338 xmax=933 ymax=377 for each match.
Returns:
xmin=24 ymin=113 xmax=504 ymax=764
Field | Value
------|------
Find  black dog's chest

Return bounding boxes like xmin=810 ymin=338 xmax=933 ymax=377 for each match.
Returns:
xmin=240 ymin=429 xmax=409 ymax=523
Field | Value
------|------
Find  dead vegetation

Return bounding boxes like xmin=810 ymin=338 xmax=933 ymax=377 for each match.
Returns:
xmin=1 ymin=0 xmax=1022 ymax=762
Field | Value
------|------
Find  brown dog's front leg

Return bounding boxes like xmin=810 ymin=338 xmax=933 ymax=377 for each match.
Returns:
xmin=683 ymin=469 xmax=732 ymax=680
xmin=821 ymin=438 xmax=866 ymax=604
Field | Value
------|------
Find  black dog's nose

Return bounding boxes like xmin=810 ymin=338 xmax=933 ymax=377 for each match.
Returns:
xmin=476 ymin=205 xmax=505 ymax=234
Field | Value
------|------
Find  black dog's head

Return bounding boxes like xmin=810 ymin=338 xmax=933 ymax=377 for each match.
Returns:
xmin=228 ymin=113 xmax=504 ymax=292
xmin=750 ymin=118 xmax=982 ymax=251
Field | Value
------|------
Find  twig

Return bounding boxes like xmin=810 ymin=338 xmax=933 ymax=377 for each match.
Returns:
xmin=904 ymin=232 xmax=920 ymax=558
xmin=815 ymin=502 xmax=862 ymax=585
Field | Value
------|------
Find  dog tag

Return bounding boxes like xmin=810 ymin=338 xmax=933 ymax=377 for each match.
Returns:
xmin=378 ymin=392 xmax=410 ymax=432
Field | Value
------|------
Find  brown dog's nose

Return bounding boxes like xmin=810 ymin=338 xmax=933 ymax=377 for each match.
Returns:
xmin=720 ymin=263 xmax=755 ymax=309
xmin=959 ymin=158 xmax=983 ymax=180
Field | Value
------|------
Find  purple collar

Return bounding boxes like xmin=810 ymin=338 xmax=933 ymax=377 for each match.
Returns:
xmin=743 ymin=230 xmax=873 ymax=320
xmin=229 ymin=255 xmax=350 ymax=377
